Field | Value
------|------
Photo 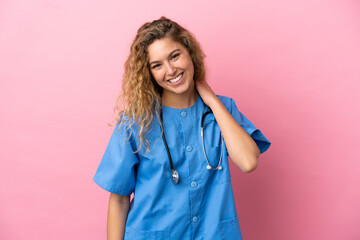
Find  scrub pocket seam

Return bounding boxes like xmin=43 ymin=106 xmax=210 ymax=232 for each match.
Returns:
xmin=124 ymin=227 xmax=170 ymax=240
xmin=219 ymin=216 xmax=242 ymax=240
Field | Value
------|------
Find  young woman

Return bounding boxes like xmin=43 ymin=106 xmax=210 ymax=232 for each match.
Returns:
xmin=93 ymin=17 xmax=271 ymax=240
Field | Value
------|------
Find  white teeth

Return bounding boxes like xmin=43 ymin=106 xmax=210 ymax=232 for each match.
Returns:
xmin=169 ymin=73 xmax=182 ymax=83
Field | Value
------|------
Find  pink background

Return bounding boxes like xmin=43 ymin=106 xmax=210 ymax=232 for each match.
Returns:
xmin=1 ymin=0 xmax=359 ymax=239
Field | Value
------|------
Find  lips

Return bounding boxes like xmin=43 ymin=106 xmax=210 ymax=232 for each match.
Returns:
xmin=167 ymin=73 xmax=184 ymax=85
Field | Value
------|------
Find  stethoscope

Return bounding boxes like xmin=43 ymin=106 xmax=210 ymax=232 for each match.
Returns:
xmin=160 ymin=108 xmax=223 ymax=184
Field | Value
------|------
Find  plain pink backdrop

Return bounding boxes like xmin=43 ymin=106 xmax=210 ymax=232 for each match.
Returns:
xmin=1 ymin=0 xmax=359 ymax=239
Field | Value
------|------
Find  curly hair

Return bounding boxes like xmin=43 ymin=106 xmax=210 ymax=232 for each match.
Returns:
xmin=115 ymin=16 xmax=206 ymax=152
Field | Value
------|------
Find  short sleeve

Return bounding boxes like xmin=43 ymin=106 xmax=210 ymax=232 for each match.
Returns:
xmin=229 ymin=98 xmax=271 ymax=154
xmin=93 ymin=123 xmax=139 ymax=195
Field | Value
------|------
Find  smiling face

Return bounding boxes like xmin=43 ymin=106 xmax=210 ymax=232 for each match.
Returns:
xmin=148 ymin=38 xmax=195 ymax=104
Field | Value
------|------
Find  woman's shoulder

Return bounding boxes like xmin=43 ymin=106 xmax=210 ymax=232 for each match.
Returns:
xmin=115 ymin=112 xmax=159 ymax=140
xmin=215 ymin=95 xmax=236 ymax=110
xmin=116 ymin=113 xmax=141 ymax=133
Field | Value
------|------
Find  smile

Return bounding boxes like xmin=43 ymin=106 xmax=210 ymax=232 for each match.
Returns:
xmin=168 ymin=73 xmax=184 ymax=85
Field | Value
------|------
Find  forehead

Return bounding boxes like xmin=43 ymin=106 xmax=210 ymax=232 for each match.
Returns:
xmin=147 ymin=38 xmax=185 ymax=62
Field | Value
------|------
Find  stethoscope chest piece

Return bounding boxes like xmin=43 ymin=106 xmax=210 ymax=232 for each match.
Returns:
xmin=171 ymin=169 xmax=179 ymax=184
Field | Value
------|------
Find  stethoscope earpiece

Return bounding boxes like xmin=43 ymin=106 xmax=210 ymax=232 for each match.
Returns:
xmin=207 ymin=165 xmax=223 ymax=170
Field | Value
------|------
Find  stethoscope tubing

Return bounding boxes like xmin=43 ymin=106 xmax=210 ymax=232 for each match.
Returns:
xmin=160 ymin=108 xmax=223 ymax=184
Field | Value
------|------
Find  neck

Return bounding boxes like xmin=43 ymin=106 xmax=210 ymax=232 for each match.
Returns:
xmin=161 ymin=89 xmax=198 ymax=109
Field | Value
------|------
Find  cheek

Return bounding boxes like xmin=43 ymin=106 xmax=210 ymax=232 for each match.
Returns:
xmin=187 ymin=61 xmax=195 ymax=76
xmin=151 ymin=70 xmax=164 ymax=84
xmin=190 ymin=63 xmax=195 ymax=73
xmin=184 ymin=57 xmax=194 ymax=74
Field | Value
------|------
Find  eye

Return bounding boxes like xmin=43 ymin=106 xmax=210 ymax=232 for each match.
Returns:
xmin=151 ymin=64 xmax=161 ymax=69
xmin=171 ymin=53 xmax=180 ymax=60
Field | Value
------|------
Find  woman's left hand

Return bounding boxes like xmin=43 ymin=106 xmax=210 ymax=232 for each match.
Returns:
xmin=196 ymin=80 xmax=260 ymax=173
xmin=195 ymin=80 xmax=218 ymax=108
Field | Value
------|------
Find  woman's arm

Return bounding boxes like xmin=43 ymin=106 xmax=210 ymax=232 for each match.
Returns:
xmin=107 ymin=193 xmax=130 ymax=240
xmin=196 ymin=81 xmax=260 ymax=173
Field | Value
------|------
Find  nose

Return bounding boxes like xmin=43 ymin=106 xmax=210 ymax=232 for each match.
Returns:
xmin=165 ymin=62 xmax=176 ymax=76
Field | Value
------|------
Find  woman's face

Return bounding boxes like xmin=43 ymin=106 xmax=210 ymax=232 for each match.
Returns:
xmin=148 ymin=38 xmax=195 ymax=98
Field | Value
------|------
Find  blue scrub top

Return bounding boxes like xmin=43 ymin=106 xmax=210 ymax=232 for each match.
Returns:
xmin=93 ymin=95 xmax=271 ymax=240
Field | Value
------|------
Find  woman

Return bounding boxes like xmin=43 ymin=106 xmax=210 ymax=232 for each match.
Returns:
xmin=93 ymin=17 xmax=271 ymax=240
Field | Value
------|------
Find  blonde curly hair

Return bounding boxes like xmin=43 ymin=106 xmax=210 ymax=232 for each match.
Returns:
xmin=115 ymin=16 xmax=206 ymax=152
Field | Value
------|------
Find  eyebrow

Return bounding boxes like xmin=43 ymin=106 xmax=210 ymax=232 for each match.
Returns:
xmin=149 ymin=49 xmax=181 ymax=65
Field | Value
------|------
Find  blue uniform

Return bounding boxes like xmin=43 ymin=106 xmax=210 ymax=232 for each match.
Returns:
xmin=93 ymin=95 xmax=271 ymax=240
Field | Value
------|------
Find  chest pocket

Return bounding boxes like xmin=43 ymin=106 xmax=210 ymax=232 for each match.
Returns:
xmin=220 ymin=216 xmax=243 ymax=240
xmin=202 ymin=114 xmax=222 ymax=148
xmin=202 ymin=115 xmax=231 ymax=184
